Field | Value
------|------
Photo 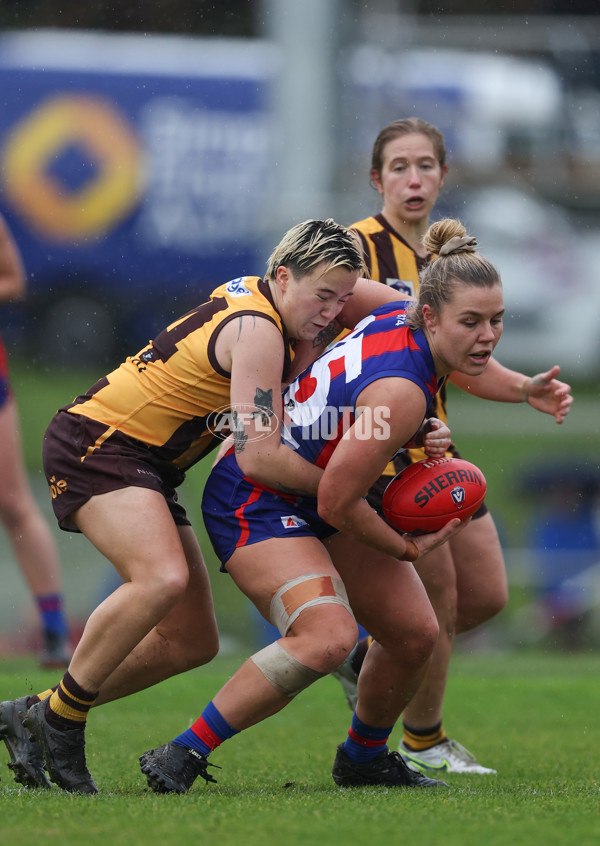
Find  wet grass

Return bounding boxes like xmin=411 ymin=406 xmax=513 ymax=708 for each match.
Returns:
xmin=1 ymin=651 xmax=600 ymax=846
xmin=3 ymin=365 xmax=600 ymax=844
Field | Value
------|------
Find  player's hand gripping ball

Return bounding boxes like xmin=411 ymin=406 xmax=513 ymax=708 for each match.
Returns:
xmin=382 ymin=457 xmax=487 ymax=533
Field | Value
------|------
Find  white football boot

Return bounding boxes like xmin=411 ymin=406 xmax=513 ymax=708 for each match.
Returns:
xmin=399 ymin=739 xmax=497 ymax=775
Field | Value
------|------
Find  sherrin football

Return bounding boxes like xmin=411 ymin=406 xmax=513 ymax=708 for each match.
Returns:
xmin=382 ymin=457 xmax=487 ymax=534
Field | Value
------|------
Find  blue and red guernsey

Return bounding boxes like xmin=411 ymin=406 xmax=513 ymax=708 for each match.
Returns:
xmin=281 ymin=301 xmax=441 ymax=468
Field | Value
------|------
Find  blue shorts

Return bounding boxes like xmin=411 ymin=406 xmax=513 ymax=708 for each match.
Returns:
xmin=202 ymin=451 xmax=338 ymax=569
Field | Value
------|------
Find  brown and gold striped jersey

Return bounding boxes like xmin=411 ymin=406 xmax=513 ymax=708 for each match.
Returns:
xmin=352 ymin=213 xmax=426 ymax=294
xmin=65 ymin=276 xmax=291 ymax=472
xmin=351 ymin=213 xmax=447 ymax=468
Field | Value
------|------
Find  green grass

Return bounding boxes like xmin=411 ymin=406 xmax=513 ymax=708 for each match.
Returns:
xmin=3 ymin=364 xmax=600 ymax=842
xmin=1 ymin=652 xmax=600 ymax=845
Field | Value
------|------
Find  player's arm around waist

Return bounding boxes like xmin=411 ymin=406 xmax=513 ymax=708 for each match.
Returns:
xmin=222 ymin=315 xmax=322 ymax=496
xmin=317 ymin=378 xmax=427 ymax=561
xmin=405 ymin=417 xmax=451 ymax=457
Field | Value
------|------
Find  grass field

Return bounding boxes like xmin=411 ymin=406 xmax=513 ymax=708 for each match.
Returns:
xmin=2 ymin=361 xmax=600 ymax=843
xmin=1 ymin=651 xmax=600 ymax=846
xmin=1 ymin=364 xmax=599 ymax=842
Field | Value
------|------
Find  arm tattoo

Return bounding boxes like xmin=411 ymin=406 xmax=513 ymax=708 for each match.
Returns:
xmin=232 ymin=409 xmax=248 ymax=454
xmin=252 ymin=387 xmax=274 ymax=426
xmin=236 ymin=314 xmax=257 ymax=339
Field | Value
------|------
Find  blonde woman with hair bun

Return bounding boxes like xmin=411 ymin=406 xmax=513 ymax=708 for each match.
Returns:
xmin=333 ymin=119 xmax=574 ymax=777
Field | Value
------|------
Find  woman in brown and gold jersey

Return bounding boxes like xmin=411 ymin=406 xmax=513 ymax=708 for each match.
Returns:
xmin=1 ymin=217 xmax=405 ymax=794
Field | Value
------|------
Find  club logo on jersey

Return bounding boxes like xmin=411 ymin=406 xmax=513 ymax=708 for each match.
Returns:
xmin=226 ymin=277 xmax=252 ymax=297
xmin=451 ymin=486 xmax=466 ymax=506
xmin=140 ymin=348 xmax=158 ymax=363
xmin=281 ymin=515 xmax=308 ymax=529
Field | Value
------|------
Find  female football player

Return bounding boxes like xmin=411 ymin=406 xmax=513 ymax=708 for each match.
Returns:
xmin=333 ymin=118 xmax=573 ymax=775
xmin=138 ymin=218 xmax=508 ymax=794
xmin=2 ymin=218 xmax=389 ymax=794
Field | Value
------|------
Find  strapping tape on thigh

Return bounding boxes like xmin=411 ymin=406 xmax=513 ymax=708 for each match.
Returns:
xmin=270 ymin=573 xmax=353 ymax=636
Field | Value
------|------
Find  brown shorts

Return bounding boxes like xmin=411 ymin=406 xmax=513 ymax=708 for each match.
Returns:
xmin=42 ymin=410 xmax=191 ymax=532
xmin=367 ymin=445 xmax=489 ymax=522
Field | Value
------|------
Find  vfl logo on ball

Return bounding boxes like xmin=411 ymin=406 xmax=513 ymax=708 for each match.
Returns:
xmin=451 ymin=486 xmax=466 ymax=507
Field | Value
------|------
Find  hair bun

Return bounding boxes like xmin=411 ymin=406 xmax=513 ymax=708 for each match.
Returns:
xmin=422 ymin=218 xmax=474 ymax=256
xmin=439 ymin=235 xmax=477 ymax=256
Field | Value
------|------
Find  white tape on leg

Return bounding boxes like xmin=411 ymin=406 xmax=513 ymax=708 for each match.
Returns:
xmin=269 ymin=573 xmax=353 ymax=636
xmin=251 ymin=641 xmax=325 ymax=697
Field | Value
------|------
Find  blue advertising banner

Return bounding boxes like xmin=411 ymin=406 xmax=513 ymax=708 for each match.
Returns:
xmin=0 ymin=31 xmax=276 ymax=362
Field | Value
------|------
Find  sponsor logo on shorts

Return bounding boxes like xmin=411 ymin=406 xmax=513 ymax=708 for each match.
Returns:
xmin=48 ymin=476 xmax=67 ymax=499
xmin=136 ymin=468 xmax=160 ymax=480
xmin=281 ymin=515 xmax=308 ymax=529
xmin=226 ymin=277 xmax=252 ymax=297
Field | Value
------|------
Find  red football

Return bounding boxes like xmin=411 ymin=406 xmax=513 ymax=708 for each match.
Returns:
xmin=382 ymin=457 xmax=487 ymax=534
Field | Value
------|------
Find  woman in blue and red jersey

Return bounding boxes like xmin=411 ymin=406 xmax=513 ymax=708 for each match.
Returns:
xmin=338 ymin=118 xmax=573 ymax=776
xmin=138 ymin=218 xmax=512 ymax=794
